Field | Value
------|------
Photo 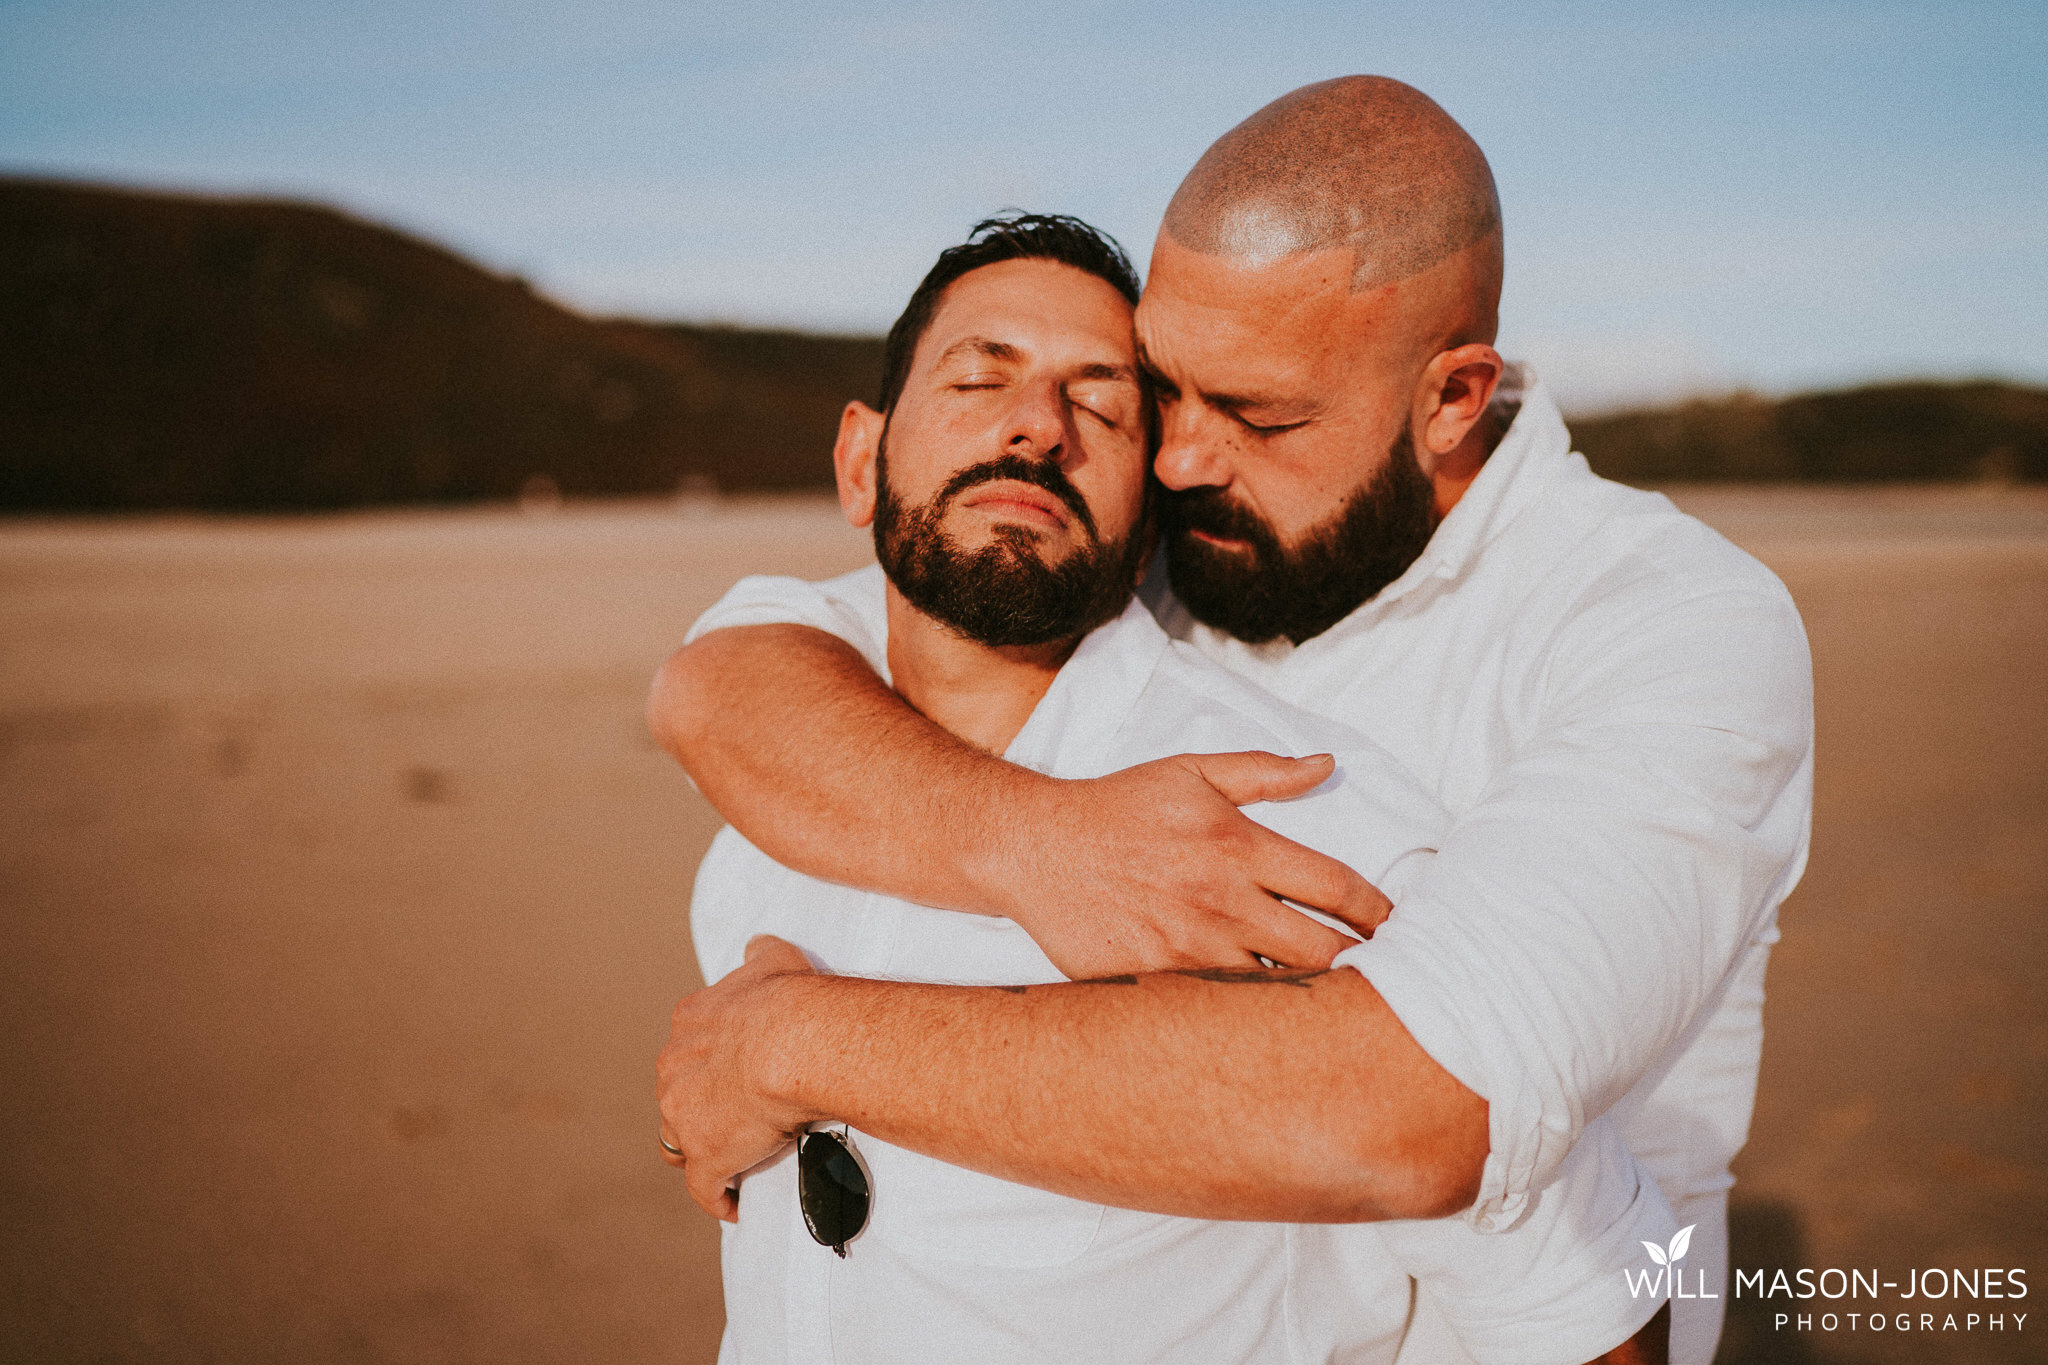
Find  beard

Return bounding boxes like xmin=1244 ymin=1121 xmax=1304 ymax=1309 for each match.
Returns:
xmin=1161 ymin=426 xmax=1439 ymax=646
xmin=873 ymin=444 xmax=1148 ymax=649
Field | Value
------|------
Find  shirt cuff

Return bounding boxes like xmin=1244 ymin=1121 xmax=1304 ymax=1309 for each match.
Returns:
xmin=1331 ymin=924 xmax=1566 ymax=1230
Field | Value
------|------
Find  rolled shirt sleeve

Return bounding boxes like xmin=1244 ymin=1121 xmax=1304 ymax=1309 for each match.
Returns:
xmin=1335 ymin=580 xmax=1813 ymax=1228
xmin=1368 ymin=1114 xmax=1676 ymax=1363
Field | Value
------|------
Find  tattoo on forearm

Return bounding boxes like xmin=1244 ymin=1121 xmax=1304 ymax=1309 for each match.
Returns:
xmin=1175 ymin=967 xmax=1326 ymax=987
xmin=994 ymin=968 xmax=1329 ymax=996
xmin=1061 ymin=968 xmax=1326 ymax=990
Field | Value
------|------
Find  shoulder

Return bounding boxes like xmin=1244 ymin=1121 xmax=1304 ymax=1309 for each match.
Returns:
xmin=1515 ymin=469 xmax=1806 ymax=663
xmin=684 ymin=564 xmax=888 ymax=670
xmin=1505 ymin=473 xmax=1813 ymax=752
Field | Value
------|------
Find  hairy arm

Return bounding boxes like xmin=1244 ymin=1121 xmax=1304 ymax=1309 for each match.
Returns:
xmin=652 ymin=625 xmax=1004 ymax=911
xmin=650 ymin=624 xmax=1389 ymax=976
xmin=658 ymin=935 xmax=1486 ymax=1224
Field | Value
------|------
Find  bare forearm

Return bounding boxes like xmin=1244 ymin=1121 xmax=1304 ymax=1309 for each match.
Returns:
xmin=754 ymin=965 xmax=1487 ymax=1222
xmin=650 ymin=625 xmax=1034 ymax=913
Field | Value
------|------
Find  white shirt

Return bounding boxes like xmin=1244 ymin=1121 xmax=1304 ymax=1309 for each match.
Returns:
xmin=690 ymin=592 xmax=1674 ymax=1365
xmin=688 ymin=366 xmax=1813 ymax=1365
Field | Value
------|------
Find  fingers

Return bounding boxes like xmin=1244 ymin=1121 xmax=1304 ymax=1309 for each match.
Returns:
xmin=742 ymin=933 xmax=812 ymax=974
xmin=1231 ymin=890 xmax=1359 ymax=970
xmin=1247 ymin=826 xmax=1393 ymax=939
xmin=686 ymin=1165 xmax=739 ymax=1223
xmin=1184 ymin=751 xmax=1336 ymax=808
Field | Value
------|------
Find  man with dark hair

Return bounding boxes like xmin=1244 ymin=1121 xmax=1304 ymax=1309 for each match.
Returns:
xmin=681 ymin=212 xmax=1673 ymax=1363
xmin=869 ymin=222 xmax=1149 ymax=651
xmin=657 ymin=79 xmax=1811 ymax=1365
xmin=873 ymin=211 xmax=1144 ymax=414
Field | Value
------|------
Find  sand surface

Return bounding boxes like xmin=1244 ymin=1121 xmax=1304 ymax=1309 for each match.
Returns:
xmin=2 ymin=486 xmax=2043 ymax=1364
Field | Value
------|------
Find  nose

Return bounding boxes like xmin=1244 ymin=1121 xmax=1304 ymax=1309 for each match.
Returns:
xmin=1152 ymin=399 xmax=1234 ymax=491
xmin=1004 ymin=376 xmax=1070 ymax=464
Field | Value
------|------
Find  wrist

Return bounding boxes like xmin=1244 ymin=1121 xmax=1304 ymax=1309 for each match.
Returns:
xmin=966 ymin=766 xmax=1068 ymax=924
xmin=745 ymin=970 xmax=830 ymax=1130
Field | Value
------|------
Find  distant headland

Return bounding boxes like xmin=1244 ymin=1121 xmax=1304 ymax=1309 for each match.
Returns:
xmin=2 ymin=176 xmax=2042 ymax=514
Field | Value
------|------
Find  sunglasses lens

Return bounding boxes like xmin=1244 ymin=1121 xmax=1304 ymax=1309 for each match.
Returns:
xmin=798 ymin=1131 xmax=870 ymax=1256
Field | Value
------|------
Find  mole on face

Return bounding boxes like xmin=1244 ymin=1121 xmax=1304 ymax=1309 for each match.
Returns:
xmin=1162 ymin=75 xmax=1502 ymax=292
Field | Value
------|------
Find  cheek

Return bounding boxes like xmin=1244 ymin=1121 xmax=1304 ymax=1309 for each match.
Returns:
xmin=1235 ymin=448 xmax=1356 ymax=539
xmin=882 ymin=411 xmax=974 ymax=503
xmin=1071 ymin=463 xmax=1146 ymax=541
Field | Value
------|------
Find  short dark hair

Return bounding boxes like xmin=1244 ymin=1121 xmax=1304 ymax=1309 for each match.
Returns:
xmin=877 ymin=212 xmax=1142 ymax=413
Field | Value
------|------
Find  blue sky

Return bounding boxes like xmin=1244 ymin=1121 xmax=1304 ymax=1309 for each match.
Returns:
xmin=3 ymin=0 xmax=2043 ymax=410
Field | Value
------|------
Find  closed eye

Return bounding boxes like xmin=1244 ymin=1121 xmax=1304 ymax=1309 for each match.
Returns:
xmin=1234 ymin=413 xmax=1310 ymax=435
xmin=1067 ymin=384 xmax=1137 ymax=430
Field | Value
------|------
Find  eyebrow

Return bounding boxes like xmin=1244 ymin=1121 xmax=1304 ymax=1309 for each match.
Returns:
xmin=1072 ymin=361 xmax=1138 ymax=384
xmin=935 ymin=337 xmax=1023 ymax=366
xmin=936 ymin=338 xmax=1138 ymax=388
xmin=1133 ymin=345 xmax=1298 ymax=413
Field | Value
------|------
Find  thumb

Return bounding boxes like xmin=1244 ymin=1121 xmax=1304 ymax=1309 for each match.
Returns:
xmin=743 ymin=934 xmax=814 ymax=975
xmin=1185 ymin=751 xmax=1337 ymax=807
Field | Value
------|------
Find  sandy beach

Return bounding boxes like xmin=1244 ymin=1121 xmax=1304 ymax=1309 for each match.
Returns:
xmin=2 ymin=486 xmax=2043 ymax=1364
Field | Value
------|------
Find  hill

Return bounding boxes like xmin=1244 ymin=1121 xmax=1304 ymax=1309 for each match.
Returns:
xmin=2 ymin=177 xmax=2043 ymax=513
xmin=0 ymin=177 xmax=880 ymax=511
xmin=1571 ymin=383 xmax=2048 ymax=486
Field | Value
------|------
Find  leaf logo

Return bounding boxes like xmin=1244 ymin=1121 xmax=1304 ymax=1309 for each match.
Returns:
xmin=1642 ymin=1224 xmax=1695 ymax=1267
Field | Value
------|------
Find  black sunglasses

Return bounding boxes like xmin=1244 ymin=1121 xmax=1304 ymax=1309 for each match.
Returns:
xmin=798 ymin=1127 xmax=871 ymax=1257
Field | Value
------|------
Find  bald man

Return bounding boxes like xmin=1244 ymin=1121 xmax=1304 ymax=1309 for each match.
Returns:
xmin=654 ymin=77 xmax=1812 ymax=1365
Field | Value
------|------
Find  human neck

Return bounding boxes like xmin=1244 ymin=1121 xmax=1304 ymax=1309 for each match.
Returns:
xmin=883 ymin=585 xmax=1081 ymax=756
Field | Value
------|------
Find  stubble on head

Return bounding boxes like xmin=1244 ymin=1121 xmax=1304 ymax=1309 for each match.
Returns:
xmin=1148 ymin=76 xmax=1508 ymax=642
xmin=1161 ymin=75 xmax=1502 ymax=298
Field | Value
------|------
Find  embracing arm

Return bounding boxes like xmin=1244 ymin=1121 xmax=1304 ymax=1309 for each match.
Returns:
xmin=650 ymin=624 xmax=1388 ymax=974
xmin=651 ymin=624 xmax=1006 ymax=913
xmin=659 ymin=935 xmax=1487 ymax=1224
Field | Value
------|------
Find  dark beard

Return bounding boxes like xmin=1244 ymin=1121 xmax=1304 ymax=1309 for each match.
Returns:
xmin=1161 ymin=427 xmax=1438 ymax=645
xmin=873 ymin=444 xmax=1147 ymax=649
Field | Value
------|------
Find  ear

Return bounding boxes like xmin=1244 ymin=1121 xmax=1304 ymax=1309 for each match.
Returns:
xmin=833 ymin=401 xmax=886 ymax=528
xmin=1413 ymin=343 xmax=1504 ymax=462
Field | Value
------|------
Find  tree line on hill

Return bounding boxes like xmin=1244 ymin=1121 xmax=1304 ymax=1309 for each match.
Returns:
xmin=2 ymin=177 xmax=2043 ymax=514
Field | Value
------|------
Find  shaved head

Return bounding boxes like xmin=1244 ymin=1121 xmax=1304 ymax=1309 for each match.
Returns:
xmin=1141 ymin=77 xmax=1512 ymax=644
xmin=1163 ymin=75 xmax=1501 ymax=292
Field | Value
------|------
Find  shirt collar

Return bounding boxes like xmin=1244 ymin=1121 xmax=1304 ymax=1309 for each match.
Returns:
xmin=1373 ymin=363 xmax=1569 ymax=600
xmin=1004 ymin=596 xmax=1170 ymax=776
xmin=1260 ymin=362 xmax=1572 ymax=663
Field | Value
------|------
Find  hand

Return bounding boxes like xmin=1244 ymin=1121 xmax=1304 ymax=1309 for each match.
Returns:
xmin=987 ymin=752 xmax=1393 ymax=979
xmin=656 ymin=935 xmax=819 ymax=1221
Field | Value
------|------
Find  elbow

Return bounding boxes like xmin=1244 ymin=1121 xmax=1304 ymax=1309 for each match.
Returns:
xmin=1386 ymin=1142 xmax=1486 ymax=1221
xmin=646 ymin=641 xmax=716 ymax=768
xmin=1343 ymin=1089 xmax=1489 ymax=1222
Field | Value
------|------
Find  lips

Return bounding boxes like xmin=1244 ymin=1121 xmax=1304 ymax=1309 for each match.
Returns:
xmin=935 ymin=454 xmax=1098 ymax=539
xmin=958 ymin=480 xmax=1071 ymax=528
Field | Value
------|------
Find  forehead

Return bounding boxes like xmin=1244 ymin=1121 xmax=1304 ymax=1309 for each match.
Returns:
xmin=1134 ymin=236 xmax=1359 ymax=381
xmin=915 ymin=258 xmax=1137 ymax=370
